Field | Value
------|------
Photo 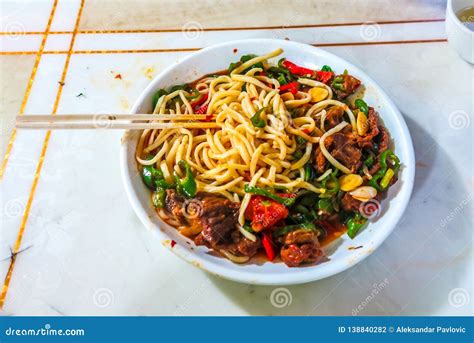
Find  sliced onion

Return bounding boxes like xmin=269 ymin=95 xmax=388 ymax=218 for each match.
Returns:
xmin=220 ymin=250 xmax=250 ymax=264
xmin=316 ymin=168 xmax=333 ymax=182
xmin=362 ymin=165 xmax=373 ymax=180
xmin=238 ymin=225 xmax=257 ymax=242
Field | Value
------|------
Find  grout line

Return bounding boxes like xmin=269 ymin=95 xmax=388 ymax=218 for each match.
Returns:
xmin=0 ymin=38 xmax=449 ymax=56
xmin=0 ymin=0 xmax=59 ymax=180
xmin=0 ymin=18 xmax=445 ymax=36
xmin=0 ymin=0 xmax=86 ymax=311
xmin=0 ymin=51 xmax=39 ymax=55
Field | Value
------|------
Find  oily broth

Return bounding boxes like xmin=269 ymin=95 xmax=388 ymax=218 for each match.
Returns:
xmin=457 ymin=6 xmax=474 ymax=31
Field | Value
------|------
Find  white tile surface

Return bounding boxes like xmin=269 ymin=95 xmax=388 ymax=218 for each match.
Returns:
xmin=0 ymin=0 xmax=472 ymax=316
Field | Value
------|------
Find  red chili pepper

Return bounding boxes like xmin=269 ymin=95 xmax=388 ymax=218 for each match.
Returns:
xmin=279 ymin=81 xmax=299 ymax=94
xmin=262 ymin=232 xmax=276 ymax=261
xmin=244 ymin=195 xmax=289 ymax=232
xmin=282 ymin=60 xmax=315 ymax=77
xmin=190 ymin=93 xmax=208 ymax=111
xmin=194 ymin=104 xmax=208 ymax=114
xmin=316 ymin=70 xmax=334 ymax=84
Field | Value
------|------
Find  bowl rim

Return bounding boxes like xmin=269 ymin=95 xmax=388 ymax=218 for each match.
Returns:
xmin=120 ymin=38 xmax=415 ymax=285
xmin=447 ymin=0 xmax=474 ymax=36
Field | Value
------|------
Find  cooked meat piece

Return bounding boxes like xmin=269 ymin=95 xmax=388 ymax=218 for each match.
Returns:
xmin=341 ymin=192 xmax=361 ymax=212
xmin=198 ymin=196 xmax=239 ymax=245
xmin=366 ymin=124 xmax=391 ymax=176
xmin=283 ymin=229 xmax=317 ymax=245
xmin=194 ymin=232 xmax=208 ymax=247
xmin=377 ymin=125 xmax=390 ymax=153
xmin=314 ymin=146 xmax=327 ymax=173
xmin=197 ymin=231 xmax=261 ymax=258
xmin=227 ymin=237 xmax=262 ymax=257
xmin=368 ymin=160 xmax=380 ymax=175
xmin=280 ymin=229 xmax=324 ymax=267
xmin=325 ymin=106 xmax=345 ymax=129
xmin=166 ymin=190 xmax=239 ymax=246
xmin=357 ymin=107 xmax=379 ymax=150
xmin=332 ymin=74 xmax=361 ymax=99
xmin=329 ymin=133 xmax=362 ymax=173
xmin=165 ymin=189 xmax=187 ymax=223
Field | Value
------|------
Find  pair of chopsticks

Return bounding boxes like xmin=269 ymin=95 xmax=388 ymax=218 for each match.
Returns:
xmin=15 ymin=114 xmax=220 ymax=130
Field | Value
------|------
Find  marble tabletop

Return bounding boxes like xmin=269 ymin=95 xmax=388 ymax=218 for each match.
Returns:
xmin=0 ymin=0 xmax=472 ymax=316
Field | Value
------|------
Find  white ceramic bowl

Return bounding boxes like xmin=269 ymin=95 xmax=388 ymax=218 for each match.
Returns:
xmin=446 ymin=0 xmax=474 ymax=64
xmin=121 ymin=39 xmax=415 ymax=285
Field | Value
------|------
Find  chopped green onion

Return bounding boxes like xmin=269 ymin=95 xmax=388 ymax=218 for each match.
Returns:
xmin=293 ymin=150 xmax=304 ymax=159
xmin=296 ymin=135 xmax=306 ymax=145
xmin=369 ymin=150 xmax=400 ymax=190
xmin=379 ymin=168 xmax=395 ymax=189
xmin=355 ymin=99 xmax=369 ymax=116
xmin=152 ymin=89 xmax=168 ymax=109
xmin=347 ymin=213 xmax=367 ymax=238
xmin=244 ymin=185 xmax=296 ymax=206
xmin=317 ymin=198 xmax=333 ymax=213
xmin=152 ymin=189 xmax=167 ymax=208
xmin=321 ymin=65 xmax=332 ymax=72
xmin=175 ymin=160 xmax=197 ymax=198
xmin=250 ymin=106 xmax=267 ymax=128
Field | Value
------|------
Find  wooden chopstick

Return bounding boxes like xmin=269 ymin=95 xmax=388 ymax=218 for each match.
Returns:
xmin=15 ymin=114 xmax=220 ymax=130
xmin=16 ymin=114 xmax=212 ymax=121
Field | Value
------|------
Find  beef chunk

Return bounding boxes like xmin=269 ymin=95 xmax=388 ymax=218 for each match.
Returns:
xmin=377 ymin=125 xmax=390 ymax=153
xmin=315 ymin=131 xmax=363 ymax=174
xmin=325 ymin=106 xmax=345 ymax=129
xmin=366 ymin=123 xmax=391 ymax=176
xmin=165 ymin=189 xmax=239 ymax=246
xmin=165 ymin=189 xmax=187 ymax=223
xmin=196 ymin=195 xmax=240 ymax=245
xmin=314 ymin=146 xmax=327 ymax=174
xmin=332 ymin=74 xmax=361 ymax=99
xmin=341 ymin=193 xmax=361 ymax=212
xmin=279 ymin=229 xmax=324 ymax=267
xmin=357 ymin=107 xmax=380 ymax=150
xmin=225 ymin=237 xmax=262 ymax=257
xmin=330 ymin=133 xmax=362 ymax=173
